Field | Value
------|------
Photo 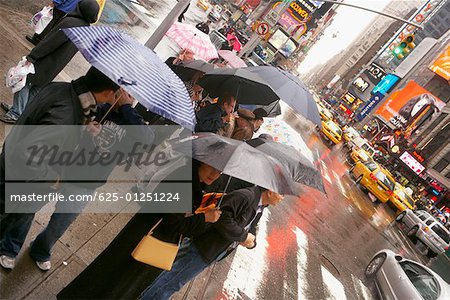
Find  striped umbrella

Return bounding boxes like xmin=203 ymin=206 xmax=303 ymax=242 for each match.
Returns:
xmin=218 ymin=50 xmax=247 ymax=68
xmin=63 ymin=26 xmax=195 ymax=130
xmin=166 ymin=22 xmax=218 ymax=61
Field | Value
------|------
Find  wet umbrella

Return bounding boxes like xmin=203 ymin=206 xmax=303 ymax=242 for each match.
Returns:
xmin=246 ymin=66 xmax=321 ymax=126
xmin=218 ymin=50 xmax=247 ymax=68
xmin=166 ymin=22 xmax=218 ymax=61
xmin=198 ymin=68 xmax=279 ymax=105
xmin=63 ymin=26 xmax=195 ymax=130
xmin=247 ymin=138 xmax=325 ymax=193
xmin=240 ymin=101 xmax=282 ymax=118
xmin=183 ymin=60 xmax=216 ymax=73
xmin=171 ymin=132 xmax=299 ymax=196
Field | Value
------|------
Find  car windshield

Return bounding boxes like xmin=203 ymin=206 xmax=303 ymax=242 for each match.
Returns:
xmin=361 ymin=144 xmax=375 ymax=156
xmin=396 ymin=190 xmax=415 ymax=207
xmin=431 ymin=224 xmax=450 ymax=243
xmin=364 ymin=161 xmax=378 ymax=171
xmin=400 ymin=262 xmax=440 ymax=300
xmin=345 ymin=127 xmax=359 ymax=137
xmin=326 ymin=121 xmax=342 ymax=135
xmin=374 ymin=171 xmax=394 ymax=190
xmin=359 ymin=151 xmax=370 ymax=160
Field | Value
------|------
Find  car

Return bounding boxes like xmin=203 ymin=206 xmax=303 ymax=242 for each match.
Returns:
xmin=208 ymin=5 xmax=222 ymax=22
xmin=318 ymin=105 xmax=333 ymax=121
xmin=320 ymin=120 xmax=342 ymax=145
xmin=350 ymin=160 xmax=379 ymax=180
xmin=355 ymin=165 xmax=395 ymax=203
xmin=196 ymin=0 xmax=209 ymax=11
xmin=347 ymin=136 xmax=376 ymax=156
xmin=389 ymin=183 xmax=415 ymax=212
xmin=347 ymin=148 xmax=373 ymax=165
xmin=396 ymin=209 xmax=450 ymax=257
xmin=343 ymin=126 xmax=360 ymax=142
xmin=365 ymin=249 xmax=450 ymax=299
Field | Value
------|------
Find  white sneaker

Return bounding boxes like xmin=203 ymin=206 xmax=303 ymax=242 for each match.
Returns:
xmin=0 ymin=255 xmax=15 ymax=269
xmin=36 ymin=260 xmax=51 ymax=271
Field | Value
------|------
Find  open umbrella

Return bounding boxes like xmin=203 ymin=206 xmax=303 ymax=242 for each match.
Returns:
xmin=246 ymin=66 xmax=321 ymax=126
xmin=166 ymin=22 xmax=218 ymax=61
xmin=63 ymin=26 xmax=195 ymax=130
xmin=198 ymin=68 xmax=279 ymax=105
xmin=218 ymin=50 xmax=247 ymax=68
xmin=182 ymin=59 xmax=216 ymax=73
xmin=170 ymin=132 xmax=298 ymax=196
xmin=247 ymin=138 xmax=325 ymax=193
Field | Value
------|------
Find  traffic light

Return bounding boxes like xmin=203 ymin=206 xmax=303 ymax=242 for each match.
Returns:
xmin=392 ymin=34 xmax=415 ymax=59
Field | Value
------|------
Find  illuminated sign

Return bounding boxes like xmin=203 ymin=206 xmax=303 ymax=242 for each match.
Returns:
xmin=412 ymin=150 xmax=425 ymax=163
xmin=342 ymin=91 xmax=357 ymax=104
xmin=372 ymin=74 xmax=400 ymax=95
xmin=430 ymin=45 xmax=450 ymax=80
xmin=355 ymin=92 xmax=384 ymax=121
xmin=367 ymin=63 xmax=386 ymax=80
xmin=353 ymin=77 xmax=369 ymax=92
xmin=399 ymin=151 xmax=425 ymax=175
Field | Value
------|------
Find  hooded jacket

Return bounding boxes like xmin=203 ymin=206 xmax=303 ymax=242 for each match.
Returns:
xmin=26 ymin=0 xmax=100 ymax=87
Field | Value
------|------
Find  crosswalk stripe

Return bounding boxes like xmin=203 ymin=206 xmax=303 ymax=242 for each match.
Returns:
xmin=351 ymin=274 xmax=373 ymax=300
xmin=333 ymin=171 xmax=348 ymax=198
xmin=320 ymin=161 xmax=332 ymax=184
xmin=294 ymin=227 xmax=309 ymax=300
xmin=321 ymin=266 xmax=347 ymax=300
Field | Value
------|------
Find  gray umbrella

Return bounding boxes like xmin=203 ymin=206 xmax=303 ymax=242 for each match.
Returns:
xmin=245 ymin=66 xmax=321 ymax=126
xmin=182 ymin=60 xmax=216 ymax=73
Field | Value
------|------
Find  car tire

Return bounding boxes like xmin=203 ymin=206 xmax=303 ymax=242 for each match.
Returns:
xmin=395 ymin=211 xmax=406 ymax=223
xmin=427 ymin=249 xmax=438 ymax=258
xmin=407 ymin=226 xmax=419 ymax=244
xmin=365 ymin=252 xmax=386 ymax=278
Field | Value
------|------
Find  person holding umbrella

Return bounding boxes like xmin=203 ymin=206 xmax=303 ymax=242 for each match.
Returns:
xmin=194 ymin=93 xmax=236 ymax=134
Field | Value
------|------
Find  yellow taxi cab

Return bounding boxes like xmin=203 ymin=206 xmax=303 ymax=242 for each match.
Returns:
xmin=343 ymin=126 xmax=360 ymax=142
xmin=350 ymin=160 xmax=379 ymax=180
xmin=348 ymin=148 xmax=372 ymax=165
xmin=318 ymin=105 xmax=333 ymax=121
xmin=196 ymin=0 xmax=209 ymax=11
xmin=320 ymin=120 xmax=342 ymax=145
xmin=354 ymin=164 xmax=396 ymax=203
xmin=389 ymin=183 xmax=415 ymax=212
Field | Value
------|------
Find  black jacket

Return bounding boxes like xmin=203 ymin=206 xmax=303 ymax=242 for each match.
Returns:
xmin=195 ymin=103 xmax=225 ymax=133
xmin=195 ymin=22 xmax=210 ymax=34
xmin=193 ymin=186 xmax=263 ymax=264
xmin=26 ymin=0 xmax=99 ymax=87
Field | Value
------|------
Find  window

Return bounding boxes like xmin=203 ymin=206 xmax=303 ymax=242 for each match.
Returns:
xmin=374 ymin=171 xmax=394 ymax=190
xmin=445 ymin=171 xmax=450 ymax=179
xmin=433 ymin=156 xmax=450 ymax=173
xmin=365 ymin=161 xmax=378 ymax=172
xmin=400 ymin=262 xmax=440 ymax=300
xmin=425 ymin=219 xmax=434 ymax=226
xmin=419 ymin=214 xmax=429 ymax=221
xmin=431 ymin=224 xmax=450 ymax=243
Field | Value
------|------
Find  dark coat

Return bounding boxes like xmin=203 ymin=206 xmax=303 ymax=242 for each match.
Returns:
xmin=195 ymin=103 xmax=225 ymax=133
xmin=193 ymin=186 xmax=263 ymax=264
xmin=195 ymin=22 xmax=210 ymax=34
xmin=26 ymin=0 xmax=99 ymax=87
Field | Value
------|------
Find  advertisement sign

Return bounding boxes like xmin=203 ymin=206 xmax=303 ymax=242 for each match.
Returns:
xmin=430 ymin=45 xmax=450 ymax=80
xmin=375 ymin=81 xmax=445 ymax=133
xmin=367 ymin=63 xmax=387 ymax=82
xmin=268 ymin=29 xmax=289 ymax=50
xmin=399 ymin=151 xmax=425 ymax=175
xmin=355 ymin=92 xmax=384 ymax=121
xmin=372 ymin=74 xmax=401 ymax=95
xmin=353 ymin=77 xmax=369 ymax=93
xmin=326 ymin=74 xmax=340 ymax=89
xmin=342 ymin=91 xmax=357 ymax=105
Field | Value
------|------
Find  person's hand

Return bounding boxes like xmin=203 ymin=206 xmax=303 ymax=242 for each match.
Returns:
xmin=240 ymin=233 xmax=255 ymax=248
xmin=86 ymin=121 xmax=101 ymax=137
xmin=222 ymin=113 xmax=233 ymax=123
xmin=116 ymin=89 xmax=134 ymax=106
xmin=204 ymin=208 xmax=222 ymax=223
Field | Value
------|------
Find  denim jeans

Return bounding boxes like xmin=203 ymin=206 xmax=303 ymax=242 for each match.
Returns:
xmin=0 ymin=184 xmax=92 ymax=261
xmin=6 ymin=84 xmax=41 ymax=120
xmin=138 ymin=239 xmax=210 ymax=300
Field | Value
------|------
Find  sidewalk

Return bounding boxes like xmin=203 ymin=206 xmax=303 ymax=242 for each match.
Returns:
xmin=0 ymin=2 xmax=216 ymax=299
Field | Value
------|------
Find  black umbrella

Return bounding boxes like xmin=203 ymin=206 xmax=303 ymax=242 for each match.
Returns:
xmin=182 ymin=60 xmax=216 ymax=74
xmin=247 ymin=138 xmax=325 ymax=193
xmin=197 ymin=68 xmax=279 ymax=105
xmin=245 ymin=66 xmax=321 ymax=126
xmin=170 ymin=132 xmax=298 ymax=196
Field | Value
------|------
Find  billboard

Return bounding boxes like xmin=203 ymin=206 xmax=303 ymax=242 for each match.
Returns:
xmin=355 ymin=92 xmax=384 ymax=121
xmin=399 ymin=151 xmax=425 ymax=175
xmin=372 ymin=74 xmax=401 ymax=95
xmin=375 ymin=81 xmax=445 ymax=136
xmin=430 ymin=45 xmax=450 ymax=80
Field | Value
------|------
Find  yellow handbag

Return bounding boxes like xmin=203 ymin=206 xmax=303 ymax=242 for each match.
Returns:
xmin=131 ymin=219 xmax=182 ymax=271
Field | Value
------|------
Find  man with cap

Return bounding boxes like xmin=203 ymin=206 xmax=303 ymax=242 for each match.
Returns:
xmin=252 ymin=108 xmax=268 ymax=132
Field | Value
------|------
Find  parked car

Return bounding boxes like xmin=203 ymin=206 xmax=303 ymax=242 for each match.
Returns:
xmin=320 ymin=120 xmax=342 ymax=145
xmin=355 ymin=164 xmax=395 ymax=203
xmin=390 ymin=183 xmax=415 ymax=212
xmin=396 ymin=209 xmax=450 ymax=257
xmin=365 ymin=249 xmax=450 ymax=299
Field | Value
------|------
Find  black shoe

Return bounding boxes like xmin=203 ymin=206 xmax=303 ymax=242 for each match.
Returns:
xmin=25 ymin=35 xmax=40 ymax=46
xmin=0 ymin=102 xmax=12 ymax=113
xmin=0 ymin=114 xmax=17 ymax=124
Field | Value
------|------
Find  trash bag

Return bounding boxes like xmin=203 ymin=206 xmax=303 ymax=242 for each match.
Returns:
xmin=31 ymin=6 xmax=53 ymax=34
xmin=5 ymin=57 xmax=35 ymax=93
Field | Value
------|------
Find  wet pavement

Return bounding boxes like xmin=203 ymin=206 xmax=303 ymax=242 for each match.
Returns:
xmin=0 ymin=1 xmax=449 ymax=299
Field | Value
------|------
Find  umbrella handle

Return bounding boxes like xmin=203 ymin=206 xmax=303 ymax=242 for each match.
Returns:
xmin=216 ymin=175 xmax=232 ymax=209
xmin=98 ymin=90 xmax=123 ymax=124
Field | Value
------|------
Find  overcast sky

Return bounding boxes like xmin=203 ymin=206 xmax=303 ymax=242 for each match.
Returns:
xmin=297 ymin=0 xmax=393 ymax=75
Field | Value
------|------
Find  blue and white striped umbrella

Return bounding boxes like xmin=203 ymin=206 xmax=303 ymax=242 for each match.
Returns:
xmin=63 ymin=26 xmax=195 ymax=130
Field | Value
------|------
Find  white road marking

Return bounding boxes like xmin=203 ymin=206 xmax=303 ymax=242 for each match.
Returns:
xmin=221 ymin=211 xmax=270 ymax=299
xmin=294 ymin=227 xmax=309 ymax=300
xmin=321 ymin=266 xmax=347 ymax=300
xmin=351 ymin=274 xmax=373 ymax=300
xmin=333 ymin=171 xmax=348 ymax=198
xmin=320 ymin=161 xmax=332 ymax=184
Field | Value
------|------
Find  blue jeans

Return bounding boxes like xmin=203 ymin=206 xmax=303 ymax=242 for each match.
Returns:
xmin=138 ymin=239 xmax=210 ymax=300
xmin=5 ymin=84 xmax=41 ymax=120
xmin=0 ymin=184 xmax=92 ymax=261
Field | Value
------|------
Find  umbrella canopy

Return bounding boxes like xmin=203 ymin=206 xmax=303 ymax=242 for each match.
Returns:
xmin=182 ymin=59 xmax=216 ymax=74
xmin=171 ymin=133 xmax=298 ymax=196
xmin=240 ymin=101 xmax=282 ymax=118
xmin=166 ymin=22 xmax=218 ymax=61
xmin=198 ymin=68 xmax=279 ymax=105
xmin=218 ymin=50 xmax=247 ymax=68
xmin=246 ymin=66 xmax=321 ymax=126
xmin=247 ymin=138 xmax=325 ymax=193
xmin=63 ymin=26 xmax=195 ymax=130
